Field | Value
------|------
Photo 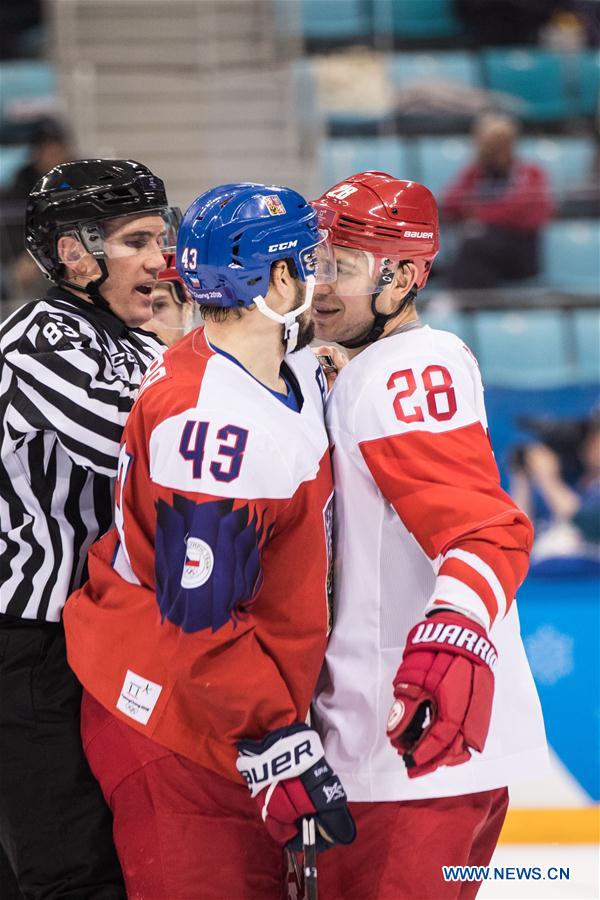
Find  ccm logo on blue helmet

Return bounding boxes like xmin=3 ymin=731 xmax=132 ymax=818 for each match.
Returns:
xmin=268 ymin=240 xmax=298 ymax=253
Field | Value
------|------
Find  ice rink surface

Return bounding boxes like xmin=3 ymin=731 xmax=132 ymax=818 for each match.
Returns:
xmin=479 ymin=844 xmax=599 ymax=900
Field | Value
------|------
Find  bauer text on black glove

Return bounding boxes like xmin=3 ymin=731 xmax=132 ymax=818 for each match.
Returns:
xmin=237 ymin=723 xmax=356 ymax=851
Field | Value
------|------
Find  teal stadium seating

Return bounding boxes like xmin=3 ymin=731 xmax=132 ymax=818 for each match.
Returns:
xmin=573 ymin=309 xmax=600 ymax=382
xmin=420 ymin=307 xmax=474 ymax=346
xmin=318 ymin=136 xmax=411 ymax=192
xmin=414 ymin=136 xmax=471 ymax=200
xmin=300 ymin=0 xmax=370 ymax=40
xmin=482 ymin=49 xmax=572 ymax=121
xmin=323 ymin=135 xmax=594 ymax=204
xmin=422 ymin=308 xmax=597 ymax=386
xmin=373 ymin=0 xmax=463 ymax=39
xmin=387 ymin=50 xmax=478 ymax=91
xmin=577 ymin=49 xmax=600 ymax=117
xmin=520 ymin=137 xmax=596 ymax=196
xmin=430 ymin=221 xmax=458 ymax=271
xmin=0 ymin=62 xmax=56 ymax=132
xmin=543 ymin=220 xmax=600 ymax=292
xmin=473 ymin=310 xmax=571 ymax=386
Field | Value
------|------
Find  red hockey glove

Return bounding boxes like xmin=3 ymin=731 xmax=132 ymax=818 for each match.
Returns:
xmin=236 ymin=723 xmax=356 ymax=852
xmin=386 ymin=612 xmax=497 ymax=778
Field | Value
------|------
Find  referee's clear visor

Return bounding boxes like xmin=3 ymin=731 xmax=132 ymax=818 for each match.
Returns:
xmin=332 ymin=245 xmax=401 ymax=296
xmin=63 ymin=207 xmax=182 ymax=261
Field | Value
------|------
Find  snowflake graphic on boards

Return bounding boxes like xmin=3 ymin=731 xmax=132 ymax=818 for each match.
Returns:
xmin=524 ymin=625 xmax=574 ymax=686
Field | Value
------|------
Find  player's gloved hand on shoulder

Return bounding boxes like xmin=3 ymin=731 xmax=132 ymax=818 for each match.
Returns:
xmin=386 ymin=611 xmax=497 ymax=778
xmin=236 ymin=723 xmax=356 ymax=852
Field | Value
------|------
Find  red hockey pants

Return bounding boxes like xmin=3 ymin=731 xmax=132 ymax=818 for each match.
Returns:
xmin=81 ymin=691 xmax=507 ymax=899
xmin=317 ymin=787 xmax=509 ymax=899
xmin=80 ymin=691 xmax=286 ymax=900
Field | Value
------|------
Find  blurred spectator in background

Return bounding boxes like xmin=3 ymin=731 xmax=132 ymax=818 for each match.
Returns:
xmin=571 ymin=0 xmax=600 ymax=45
xmin=442 ymin=113 xmax=555 ymax=289
xmin=543 ymin=1 xmax=600 ymax=48
xmin=3 ymin=119 xmax=72 ymax=202
xmin=510 ymin=408 xmax=600 ymax=563
xmin=458 ymin=0 xmax=600 ymax=47
xmin=456 ymin=0 xmax=562 ymax=45
xmin=145 ymin=253 xmax=193 ymax=347
xmin=1 ymin=118 xmax=74 ymax=308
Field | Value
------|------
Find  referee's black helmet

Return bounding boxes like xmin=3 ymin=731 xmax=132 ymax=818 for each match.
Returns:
xmin=25 ymin=158 xmax=171 ymax=281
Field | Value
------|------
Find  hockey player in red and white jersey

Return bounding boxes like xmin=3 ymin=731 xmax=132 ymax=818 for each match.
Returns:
xmin=310 ymin=172 xmax=547 ymax=899
xmin=63 ymin=183 xmax=355 ymax=900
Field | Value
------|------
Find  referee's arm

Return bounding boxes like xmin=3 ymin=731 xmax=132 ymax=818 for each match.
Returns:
xmin=3 ymin=318 xmax=136 ymax=477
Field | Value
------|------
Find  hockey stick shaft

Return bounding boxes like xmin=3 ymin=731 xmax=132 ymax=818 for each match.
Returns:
xmin=302 ymin=817 xmax=318 ymax=900
xmin=286 ymin=848 xmax=303 ymax=900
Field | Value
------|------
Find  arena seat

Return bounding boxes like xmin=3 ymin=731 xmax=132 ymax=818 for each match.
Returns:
xmin=420 ymin=307 xmax=474 ymax=346
xmin=327 ymin=109 xmax=391 ymax=130
xmin=426 ymin=222 xmax=457 ymax=274
xmin=300 ymin=0 xmax=370 ymax=40
xmin=482 ymin=49 xmax=571 ymax=121
xmin=0 ymin=62 xmax=56 ymax=131
xmin=542 ymin=220 xmax=600 ymax=292
xmin=373 ymin=0 xmax=464 ymax=39
xmin=520 ymin=137 xmax=595 ymax=197
xmin=573 ymin=309 xmax=600 ymax=382
xmin=318 ymin=137 xmax=411 ymax=192
xmin=387 ymin=50 xmax=478 ymax=90
xmin=473 ymin=310 xmax=570 ymax=385
xmin=576 ymin=49 xmax=600 ymax=117
xmin=414 ymin=136 xmax=471 ymax=200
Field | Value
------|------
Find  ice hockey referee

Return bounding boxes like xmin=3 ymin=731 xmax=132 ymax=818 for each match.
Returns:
xmin=0 ymin=158 xmax=180 ymax=898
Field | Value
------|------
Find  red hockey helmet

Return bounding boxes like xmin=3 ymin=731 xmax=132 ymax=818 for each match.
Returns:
xmin=312 ymin=172 xmax=439 ymax=291
xmin=157 ymin=252 xmax=187 ymax=304
xmin=158 ymin=252 xmax=181 ymax=285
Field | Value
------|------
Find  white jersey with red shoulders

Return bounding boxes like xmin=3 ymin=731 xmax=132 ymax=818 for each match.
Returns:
xmin=312 ymin=323 xmax=547 ymax=801
xmin=64 ymin=327 xmax=333 ymax=782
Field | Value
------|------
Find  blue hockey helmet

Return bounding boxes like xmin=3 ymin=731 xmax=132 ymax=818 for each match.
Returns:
xmin=176 ymin=182 xmax=336 ymax=309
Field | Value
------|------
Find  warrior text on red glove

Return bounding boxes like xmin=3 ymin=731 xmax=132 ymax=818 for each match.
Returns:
xmin=386 ymin=612 xmax=497 ymax=778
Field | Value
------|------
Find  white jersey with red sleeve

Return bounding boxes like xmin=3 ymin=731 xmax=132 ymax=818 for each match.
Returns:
xmin=312 ymin=324 xmax=547 ymax=801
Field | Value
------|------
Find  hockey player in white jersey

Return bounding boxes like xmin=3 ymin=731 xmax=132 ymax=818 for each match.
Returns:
xmin=310 ymin=172 xmax=547 ymax=899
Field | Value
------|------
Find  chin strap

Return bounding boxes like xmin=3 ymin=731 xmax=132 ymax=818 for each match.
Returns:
xmin=58 ymin=259 xmax=112 ymax=313
xmin=252 ymin=276 xmax=315 ymax=353
xmin=339 ymin=283 xmax=418 ymax=351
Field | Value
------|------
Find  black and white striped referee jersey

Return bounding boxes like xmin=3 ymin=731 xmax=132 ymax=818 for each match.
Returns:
xmin=0 ymin=286 xmax=164 ymax=622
